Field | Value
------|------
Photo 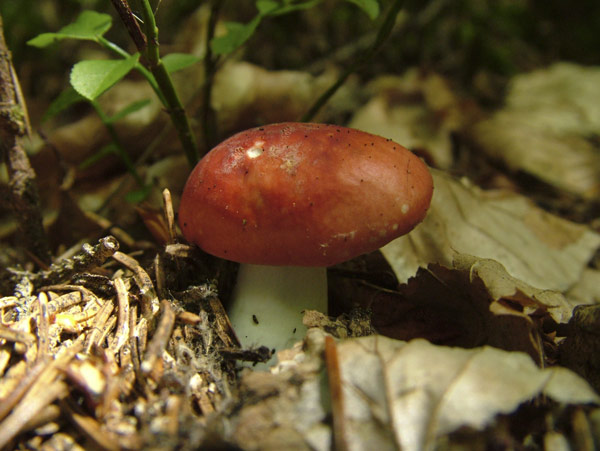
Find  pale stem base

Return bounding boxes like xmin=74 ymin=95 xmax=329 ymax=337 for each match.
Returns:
xmin=227 ymin=264 xmax=328 ymax=366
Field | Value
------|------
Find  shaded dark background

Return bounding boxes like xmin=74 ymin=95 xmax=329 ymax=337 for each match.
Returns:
xmin=2 ymin=0 xmax=599 ymax=116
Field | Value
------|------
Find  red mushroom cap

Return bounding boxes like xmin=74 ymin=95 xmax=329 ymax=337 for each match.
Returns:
xmin=179 ymin=123 xmax=433 ymax=266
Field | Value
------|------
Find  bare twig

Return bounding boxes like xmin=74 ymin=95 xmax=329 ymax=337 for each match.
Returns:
xmin=83 ymin=300 xmax=114 ymax=353
xmin=35 ymin=292 xmax=50 ymax=361
xmin=0 ymin=359 xmax=47 ymax=422
xmin=12 ymin=236 xmax=120 ymax=289
xmin=325 ymin=335 xmax=349 ymax=451
xmin=208 ymin=296 xmax=241 ymax=348
xmin=109 ymin=0 xmax=147 ymax=52
xmin=0 ymin=339 xmax=82 ymax=448
xmin=112 ymin=251 xmax=159 ymax=319
xmin=162 ymin=188 xmax=177 ymax=244
xmin=61 ymin=399 xmax=123 ymax=451
xmin=0 ymin=323 xmax=35 ymax=345
xmin=40 ymin=286 xmax=101 ymax=312
xmin=0 ymin=380 xmax=68 ymax=449
xmin=129 ymin=304 xmax=143 ymax=377
xmin=111 ymin=277 xmax=130 ymax=353
xmin=141 ymin=299 xmax=175 ymax=378
xmin=0 ymin=14 xmax=50 ymax=263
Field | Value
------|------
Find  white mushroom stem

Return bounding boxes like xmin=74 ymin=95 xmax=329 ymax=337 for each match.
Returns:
xmin=227 ymin=264 xmax=327 ymax=365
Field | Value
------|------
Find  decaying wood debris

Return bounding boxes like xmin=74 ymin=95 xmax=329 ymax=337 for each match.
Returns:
xmin=0 ymin=232 xmax=269 ymax=449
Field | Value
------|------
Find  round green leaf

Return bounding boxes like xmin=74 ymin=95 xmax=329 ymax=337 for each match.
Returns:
xmin=70 ymin=54 xmax=140 ymax=101
xmin=162 ymin=53 xmax=202 ymax=74
xmin=28 ymin=11 xmax=112 ymax=47
xmin=346 ymin=0 xmax=380 ymax=20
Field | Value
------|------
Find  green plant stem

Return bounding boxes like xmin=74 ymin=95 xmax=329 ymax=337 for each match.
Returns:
xmin=138 ymin=0 xmax=199 ymax=166
xmin=300 ymin=64 xmax=356 ymax=123
xmin=90 ymin=101 xmax=144 ymax=187
xmin=301 ymin=0 xmax=404 ymax=122
xmin=97 ymin=36 xmax=167 ymax=108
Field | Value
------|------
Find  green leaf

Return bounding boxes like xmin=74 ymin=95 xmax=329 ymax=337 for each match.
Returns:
xmin=70 ymin=54 xmax=140 ymax=101
xmin=28 ymin=11 xmax=112 ymax=47
xmin=266 ymin=0 xmax=322 ymax=16
xmin=210 ymin=16 xmax=262 ymax=55
xmin=125 ymin=185 xmax=152 ymax=203
xmin=107 ymin=99 xmax=152 ymax=124
xmin=162 ymin=53 xmax=202 ymax=74
xmin=256 ymin=1 xmax=280 ymax=15
xmin=345 ymin=0 xmax=380 ymax=20
xmin=41 ymin=87 xmax=85 ymax=123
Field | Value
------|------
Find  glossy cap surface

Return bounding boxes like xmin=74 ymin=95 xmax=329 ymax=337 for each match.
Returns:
xmin=179 ymin=123 xmax=433 ymax=266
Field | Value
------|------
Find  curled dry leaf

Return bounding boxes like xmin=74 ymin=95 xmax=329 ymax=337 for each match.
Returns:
xmin=452 ymin=254 xmax=575 ymax=324
xmin=468 ymin=63 xmax=600 ymax=198
xmin=336 ymin=335 xmax=599 ymax=451
xmin=381 ymin=170 xmax=600 ymax=293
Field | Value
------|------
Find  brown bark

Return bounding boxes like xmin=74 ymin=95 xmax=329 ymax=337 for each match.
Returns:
xmin=0 ymin=14 xmax=51 ymax=264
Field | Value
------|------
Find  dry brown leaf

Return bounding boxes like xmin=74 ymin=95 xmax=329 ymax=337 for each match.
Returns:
xmin=370 ymin=258 xmax=561 ymax=363
xmin=231 ymin=329 xmax=331 ymax=451
xmin=504 ymin=63 xmax=600 ymax=136
xmin=452 ymin=254 xmax=574 ymax=323
xmin=349 ymin=69 xmax=466 ymax=169
xmin=236 ymin=330 xmax=598 ymax=450
xmin=468 ymin=63 xmax=600 ymax=198
xmin=560 ymin=304 xmax=600 ymax=393
xmin=566 ymin=268 xmax=600 ymax=306
xmin=337 ymin=335 xmax=599 ymax=451
xmin=212 ymin=61 xmax=357 ymax=132
xmin=381 ymin=170 xmax=600 ymax=293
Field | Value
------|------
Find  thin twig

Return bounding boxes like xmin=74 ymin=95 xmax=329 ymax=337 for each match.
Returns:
xmin=0 ymin=380 xmax=68 ymax=449
xmin=0 ymin=323 xmax=35 ymax=345
xmin=325 ymin=335 xmax=349 ymax=451
xmin=0 ymin=339 xmax=82 ymax=449
xmin=36 ymin=292 xmax=50 ymax=361
xmin=83 ymin=299 xmax=114 ymax=353
xmin=109 ymin=0 xmax=147 ymax=52
xmin=112 ymin=251 xmax=159 ymax=320
xmin=0 ymin=358 xmax=47 ymax=422
xmin=141 ymin=299 xmax=175 ymax=378
xmin=10 ymin=236 xmax=120 ymax=290
xmin=111 ymin=277 xmax=130 ymax=353
xmin=162 ymin=188 xmax=177 ymax=244
xmin=61 ymin=399 xmax=122 ymax=451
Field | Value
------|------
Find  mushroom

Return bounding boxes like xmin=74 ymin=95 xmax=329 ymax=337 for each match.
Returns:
xmin=179 ymin=123 xmax=433 ymax=364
